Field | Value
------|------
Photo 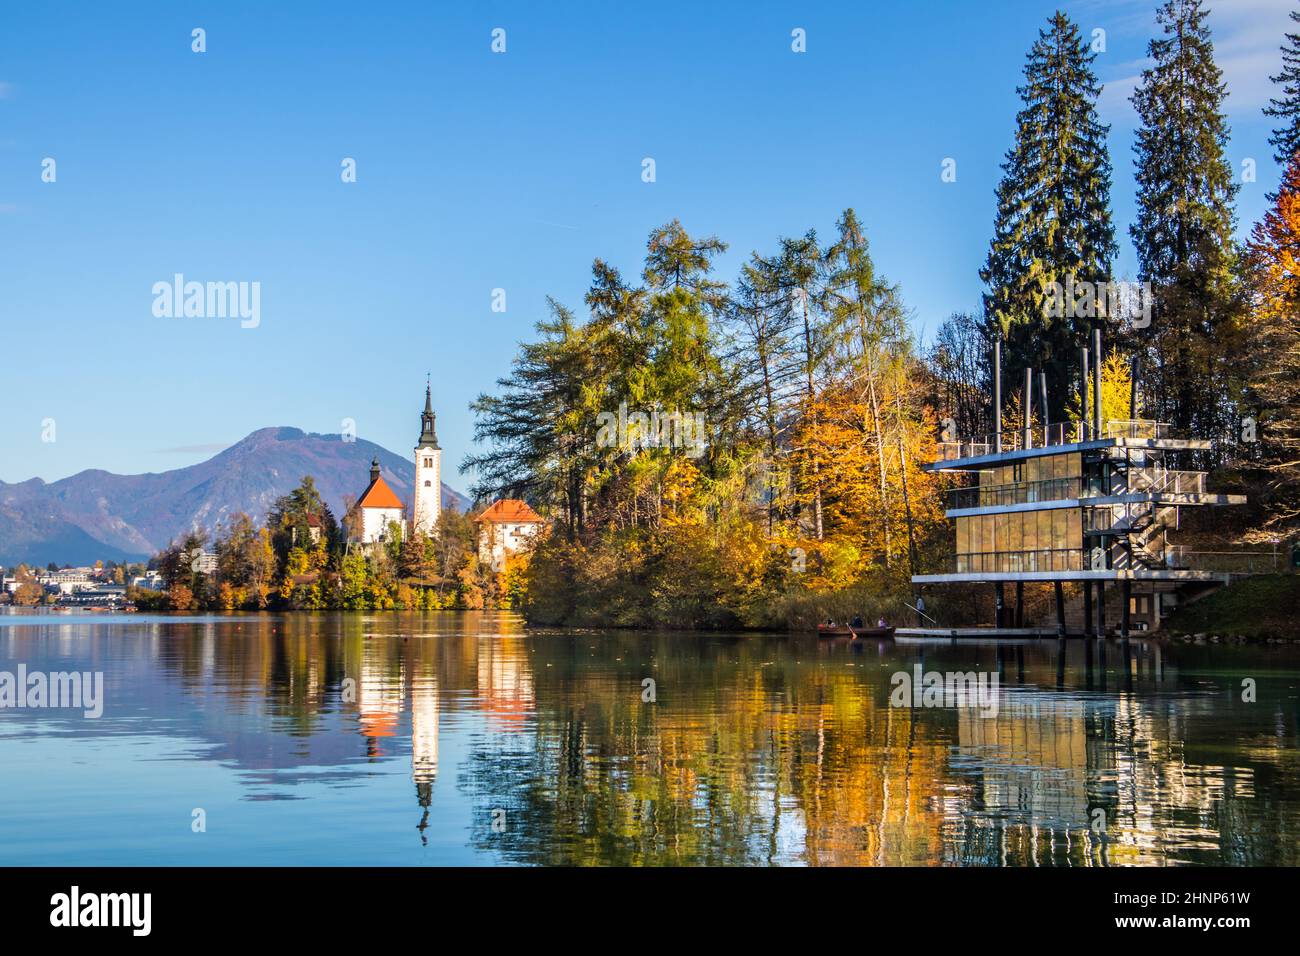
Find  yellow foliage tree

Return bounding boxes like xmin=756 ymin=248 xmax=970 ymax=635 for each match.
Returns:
xmin=1244 ymin=150 xmax=1300 ymax=521
xmin=1067 ymin=350 xmax=1135 ymax=428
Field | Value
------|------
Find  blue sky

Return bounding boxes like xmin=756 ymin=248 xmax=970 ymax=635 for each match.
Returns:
xmin=0 ymin=0 xmax=1292 ymax=490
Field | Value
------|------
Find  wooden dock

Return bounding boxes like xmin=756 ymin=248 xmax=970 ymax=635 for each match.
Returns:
xmin=894 ymin=627 xmax=1151 ymax=641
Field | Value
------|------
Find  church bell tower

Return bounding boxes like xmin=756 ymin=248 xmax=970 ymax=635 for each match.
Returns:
xmin=412 ymin=383 xmax=442 ymax=534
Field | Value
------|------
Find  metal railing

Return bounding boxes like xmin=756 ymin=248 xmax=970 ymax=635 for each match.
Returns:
xmin=946 ymin=468 xmax=1209 ymax=512
xmin=1148 ymin=470 xmax=1205 ymax=495
xmin=946 ymin=476 xmax=1083 ymax=510
xmin=936 ymin=419 xmax=1181 ymax=461
xmin=1102 ymin=419 xmax=1174 ymax=440
xmin=1164 ymin=548 xmax=1282 ymax=574
xmin=1083 ymin=501 xmax=1181 ymax=535
xmin=951 ymin=549 xmax=1086 ymax=574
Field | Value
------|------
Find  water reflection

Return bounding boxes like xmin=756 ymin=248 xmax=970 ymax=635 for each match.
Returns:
xmin=0 ymin=610 xmax=1297 ymax=866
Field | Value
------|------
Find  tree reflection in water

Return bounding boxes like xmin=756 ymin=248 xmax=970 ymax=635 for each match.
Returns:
xmin=2 ymin=611 xmax=1296 ymax=866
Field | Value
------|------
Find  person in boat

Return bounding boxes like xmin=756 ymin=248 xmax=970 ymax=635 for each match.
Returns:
xmin=851 ymin=615 xmax=864 ymax=629
xmin=877 ymin=617 xmax=887 ymax=629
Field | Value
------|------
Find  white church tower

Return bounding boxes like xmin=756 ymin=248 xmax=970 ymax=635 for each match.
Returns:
xmin=412 ymin=383 xmax=442 ymax=534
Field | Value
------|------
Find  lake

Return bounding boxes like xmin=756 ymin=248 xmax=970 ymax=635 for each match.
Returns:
xmin=1 ymin=608 xmax=1297 ymax=866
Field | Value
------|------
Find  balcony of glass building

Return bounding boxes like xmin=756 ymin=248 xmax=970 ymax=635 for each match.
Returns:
xmin=944 ymin=468 xmax=1209 ymax=512
xmin=949 ymin=548 xmax=1087 ymax=574
xmin=939 ymin=546 xmax=1280 ymax=576
xmin=934 ymin=419 xmax=1188 ymax=463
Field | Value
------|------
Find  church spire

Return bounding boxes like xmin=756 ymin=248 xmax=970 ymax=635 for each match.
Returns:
xmin=418 ymin=382 xmax=439 ymax=448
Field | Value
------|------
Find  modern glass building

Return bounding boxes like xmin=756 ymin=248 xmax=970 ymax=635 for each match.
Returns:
xmin=913 ymin=334 xmax=1246 ymax=636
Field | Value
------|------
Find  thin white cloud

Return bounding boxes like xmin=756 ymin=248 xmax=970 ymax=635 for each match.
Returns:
xmin=0 ymin=82 xmax=13 ymax=99
xmin=1087 ymin=0 xmax=1295 ymax=122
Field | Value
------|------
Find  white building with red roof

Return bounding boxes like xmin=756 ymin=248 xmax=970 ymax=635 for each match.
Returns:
xmin=352 ymin=457 xmax=406 ymax=546
xmin=475 ymin=499 xmax=544 ymax=570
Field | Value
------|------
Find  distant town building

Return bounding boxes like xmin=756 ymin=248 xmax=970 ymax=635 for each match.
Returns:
xmin=130 ymin=571 xmax=166 ymax=591
xmin=40 ymin=568 xmax=93 ymax=594
xmin=61 ymin=584 xmax=128 ymax=606
xmin=475 ymin=499 xmax=544 ymax=570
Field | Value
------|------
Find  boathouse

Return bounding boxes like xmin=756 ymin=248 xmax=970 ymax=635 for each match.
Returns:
xmin=912 ymin=329 xmax=1246 ymax=637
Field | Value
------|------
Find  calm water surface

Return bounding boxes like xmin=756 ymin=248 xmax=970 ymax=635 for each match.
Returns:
xmin=1 ymin=608 xmax=1298 ymax=866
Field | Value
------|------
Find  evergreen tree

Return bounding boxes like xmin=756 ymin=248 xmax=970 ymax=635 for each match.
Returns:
xmin=1265 ymin=5 xmax=1300 ymax=167
xmin=1130 ymin=0 xmax=1240 ymax=442
xmin=1244 ymin=152 xmax=1300 ymax=523
xmin=981 ymin=11 xmax=1116 ymax=419
xmin=464 ymin=301 xmax=598 ymax=539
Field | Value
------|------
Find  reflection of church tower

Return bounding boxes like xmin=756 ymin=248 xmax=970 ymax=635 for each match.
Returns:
xmin=412 ymin=384 xmax=442 ymax=534
xmin=411 ymin=678 xmax=439 ymax=844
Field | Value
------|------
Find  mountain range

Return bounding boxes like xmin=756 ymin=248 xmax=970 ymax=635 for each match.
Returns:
xmin=0 ymin=427 xmax=472 ymax=567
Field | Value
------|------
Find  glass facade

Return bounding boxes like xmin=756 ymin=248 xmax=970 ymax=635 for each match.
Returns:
xmin=979 ymin=452 xmax=1080 ymax=487
xmin=956 ymin=451 xmax=1085 ymax=572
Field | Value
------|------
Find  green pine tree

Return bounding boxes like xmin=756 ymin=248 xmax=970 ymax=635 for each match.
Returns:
xmin=1130 ymin=0 xmax=1241 ymax=442
xmin=981 ymin=11 xmax=1116 ymax=419
xmin=1265 ymin=5 xmax=1300 ymax=167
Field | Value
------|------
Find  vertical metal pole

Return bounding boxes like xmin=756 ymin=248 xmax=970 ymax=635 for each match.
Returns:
xmin=993 ymin=339 xmax=1003 ymax=452
xmin=1129 ymin=354 xmax=1141 ymax=420
xmin=1080 ymin=346 xmax=1090 ymax=439
xmin=1023 ymin=367 xmax=1033 ymax=450
xmin=1096 ymin=580 xmax=1106 ymax=638
xmin=1093 ymin=326 xmax=1104 ymax=438
xmin=1083 ymin=578 xmax=1093 ymax=637
xmin=1121 ymin=579 xmax=1131 ymax=639
xmin=1039 ymin=370 xmax=1051 ymax=440
xmin=1054 ymin=581 xmax=1066 ymax=637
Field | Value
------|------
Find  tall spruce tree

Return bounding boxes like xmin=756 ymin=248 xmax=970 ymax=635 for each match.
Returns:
xmin=1130 ymin=0 xmax=1240 ymax=442
xmin=1265 ymin=5 xmax=1300 ymax=167
xmin=981 ymin=11 xmax=1116 ymax=420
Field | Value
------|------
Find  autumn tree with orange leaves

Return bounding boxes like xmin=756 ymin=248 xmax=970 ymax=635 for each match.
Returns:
xmin=1244 ymin=151 xmax=1300 ymax=523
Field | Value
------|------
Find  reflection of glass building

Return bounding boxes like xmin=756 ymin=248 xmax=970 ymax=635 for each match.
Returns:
xmin=914 ymin=333 xmax=1246 ymax=635
xmin=956 ymin=693 xmax=1093 ymax=831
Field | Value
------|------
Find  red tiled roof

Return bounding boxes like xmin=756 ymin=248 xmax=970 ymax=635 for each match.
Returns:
xmin=358 ymin=475 xmax=405 ymax=510
xmin=475 ymin=499 xmax=543 ymax=524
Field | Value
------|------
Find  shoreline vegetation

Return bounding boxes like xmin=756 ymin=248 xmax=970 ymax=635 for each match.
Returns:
xmin=6 ymin=4 xmax=1300 ymax=634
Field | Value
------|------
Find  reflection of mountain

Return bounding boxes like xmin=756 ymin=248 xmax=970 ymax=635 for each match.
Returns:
xmin=5 ymin=614 xmax=1296 ymax=866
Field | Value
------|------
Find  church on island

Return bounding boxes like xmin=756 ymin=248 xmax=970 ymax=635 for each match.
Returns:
xmin=348 ymin=386 xmax=443 ymax=547
xmin=346 ymin=386 xmax=545 ymax=569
